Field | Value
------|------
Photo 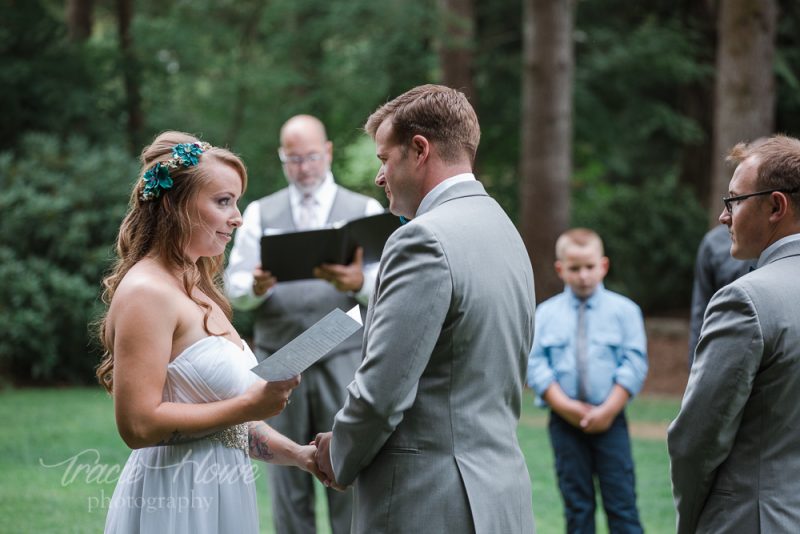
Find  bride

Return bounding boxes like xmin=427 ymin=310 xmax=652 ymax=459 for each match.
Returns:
xmin=96 ymin=131 xmax=326 ymax=533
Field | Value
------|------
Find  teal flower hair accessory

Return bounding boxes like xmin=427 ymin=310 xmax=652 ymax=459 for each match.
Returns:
xmin=141 ymin=163 xmax=173 ymax=201
xmin=140 ymin=141 xmax=212 ymax=201
xmin=172 ymin=142 xmax=206 ymax=167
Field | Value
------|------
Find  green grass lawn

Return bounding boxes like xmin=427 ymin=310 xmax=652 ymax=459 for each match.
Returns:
xmin=0 ymin=388 xmax=680 ymax=533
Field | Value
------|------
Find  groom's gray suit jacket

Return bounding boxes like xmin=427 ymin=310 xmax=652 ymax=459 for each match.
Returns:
xmin=668 ymin=236 xmax=800 ymax=533
xmin=330 ymin=180 xmax=537 ymax=534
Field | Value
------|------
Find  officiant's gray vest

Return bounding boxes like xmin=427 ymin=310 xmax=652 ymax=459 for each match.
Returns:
xmin=253 ymin=186 xmax=369 ymax=362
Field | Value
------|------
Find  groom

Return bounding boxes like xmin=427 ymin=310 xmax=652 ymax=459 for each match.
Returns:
xmin=315 ymin=85 xmax=537 ymax=533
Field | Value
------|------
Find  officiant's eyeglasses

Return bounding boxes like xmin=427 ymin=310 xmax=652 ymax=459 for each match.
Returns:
xmin=722 ymin=187 xmax=799 ymax=214
xmin=278 ymin=150 xmax=325 ymax=166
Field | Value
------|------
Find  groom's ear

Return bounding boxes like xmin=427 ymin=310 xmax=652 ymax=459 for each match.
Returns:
xmin=410 ymin=135 xmax=430 ymax=164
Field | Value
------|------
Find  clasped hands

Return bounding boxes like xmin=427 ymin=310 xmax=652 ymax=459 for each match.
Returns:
xmin=560 ymin=399 xmax=617 ymax=434
xmin=246 ymin=381 xmax=346 ymax=490
xmin=545 ymin=383 xmax=625 ymax=434
xmin=306 ymin=432 xmax=347 ymax=491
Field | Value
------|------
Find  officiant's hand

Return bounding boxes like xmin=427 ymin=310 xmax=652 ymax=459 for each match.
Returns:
xmin=314 ymin=247 xmax=364 ymax=293
xmin=314 ymin=432 xmax=347 ymax=491
xmin=252 ymin=266 xmax=276 ymax=296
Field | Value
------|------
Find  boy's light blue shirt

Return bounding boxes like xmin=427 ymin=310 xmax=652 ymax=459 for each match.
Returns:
xmin=527 ymin=283 xmax=648 ymax=407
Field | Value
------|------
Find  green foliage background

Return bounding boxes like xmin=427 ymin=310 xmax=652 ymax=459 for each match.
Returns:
xmin=0 ymin=134 xmax=137 ymax=383
xmin=1 ymin=0 xmax=799 ymax=383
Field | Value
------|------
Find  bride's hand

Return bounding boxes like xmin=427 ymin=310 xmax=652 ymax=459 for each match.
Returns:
xmin=296 ymin=444 xmax=331 ymax=485
xmin=296 ymin=443 xmax=347 ymax=491
xmin=243 ymin=376 xmax=300 ymax=421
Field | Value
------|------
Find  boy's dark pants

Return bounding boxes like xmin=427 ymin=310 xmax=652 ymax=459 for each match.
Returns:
xmin=548 ymin=411 xmax=643 ymax=534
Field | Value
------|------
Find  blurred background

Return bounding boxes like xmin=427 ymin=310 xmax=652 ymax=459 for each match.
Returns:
xmin=1 ymin=0 xmax=799 ymax=388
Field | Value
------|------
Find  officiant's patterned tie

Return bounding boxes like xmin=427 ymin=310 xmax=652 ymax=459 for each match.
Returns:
xmin=297 ymin=193 xmax=316 ymax=230
xmin=576 ymin=300 xmax=589 ymax=401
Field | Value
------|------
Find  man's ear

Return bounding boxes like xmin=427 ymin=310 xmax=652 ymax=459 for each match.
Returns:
xmin=769 ymin=191 xmax=790 ymax=222
xmin=411 ymin=134 xmax=429 ymax=163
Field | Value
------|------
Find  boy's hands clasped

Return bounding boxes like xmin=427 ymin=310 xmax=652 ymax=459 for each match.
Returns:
xmin=543 ymin=381 xmax=627 ymax=434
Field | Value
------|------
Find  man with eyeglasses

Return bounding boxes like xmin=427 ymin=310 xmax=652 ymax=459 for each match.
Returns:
xmin=668 ymin=135 xmax=800 ymax=534
xmin=225 ymin=114 xmax=383 ymax=534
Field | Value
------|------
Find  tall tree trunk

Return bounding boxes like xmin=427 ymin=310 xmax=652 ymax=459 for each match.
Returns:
xmin=66 ymin=0 xmax=93 ymax=42
xmin=116 ymin=0 xmax=143 ymax=154
xmin=677 ymin=0 xmax=717 ymax=210
xmin=519 ymin=0 xmax=575 ymax=303
xmin=437 ymin=0 xmax=476 ymax=105
xmin=709 ymin=0 xmax=777 ymax=227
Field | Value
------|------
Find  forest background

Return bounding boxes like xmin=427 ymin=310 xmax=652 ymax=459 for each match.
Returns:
xmin=1 ymin=0 xmax=799 ymax=385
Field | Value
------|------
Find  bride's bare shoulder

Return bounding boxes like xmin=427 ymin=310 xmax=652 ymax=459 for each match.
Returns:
xmin=109 ymin=260 xmax=184 ymax=318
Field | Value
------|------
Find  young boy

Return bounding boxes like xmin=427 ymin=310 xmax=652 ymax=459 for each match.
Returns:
xmin=528 ymin=228 xmax=648 ymax=534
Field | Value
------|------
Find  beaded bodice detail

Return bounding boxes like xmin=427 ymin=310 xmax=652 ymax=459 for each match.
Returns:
xmin=207 ymin=423 xmax=250 ymax=452
xmin=163 ymin=336 xmax=260 ymax=454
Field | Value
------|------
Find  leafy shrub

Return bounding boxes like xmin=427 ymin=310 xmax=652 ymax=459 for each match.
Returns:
xmin=0 ymin=134 xmax=136 ymax=383
xmin=0 ymin=1 xmax=121 ymax=151
xmin=572 ymin=172 xmax=707 ymax=313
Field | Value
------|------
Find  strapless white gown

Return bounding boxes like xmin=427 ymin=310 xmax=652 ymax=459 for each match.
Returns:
xmin=104 ymin=336 xmax=261 ymax=533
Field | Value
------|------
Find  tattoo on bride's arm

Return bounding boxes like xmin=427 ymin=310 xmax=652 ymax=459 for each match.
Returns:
xmin=155 ymin=429 xmax=198 ymax=446
xmin=248 ymin=423 xmax=274 ymax=461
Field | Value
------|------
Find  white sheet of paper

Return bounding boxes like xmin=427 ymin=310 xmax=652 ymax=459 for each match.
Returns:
xmin=250 ymin=307 xmax=363 ymax=381
xmin=346 ymin=304 xmax=363 ymax=326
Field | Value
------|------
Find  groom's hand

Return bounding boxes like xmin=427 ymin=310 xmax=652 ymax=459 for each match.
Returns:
xmin=314 ymin=432 xmax=347 ymax=491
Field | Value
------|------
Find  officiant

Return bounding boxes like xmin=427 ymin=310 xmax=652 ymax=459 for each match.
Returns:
xmin=224 ymin=114 xmax=383 ymax=534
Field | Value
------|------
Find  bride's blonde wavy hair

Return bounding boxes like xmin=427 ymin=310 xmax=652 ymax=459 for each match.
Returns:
xmin=95 ymin=131 xmax=248 ymax=392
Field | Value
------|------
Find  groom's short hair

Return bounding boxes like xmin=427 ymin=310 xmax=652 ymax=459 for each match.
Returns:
xmin=364 ymin=84 xmax=480 ymax=165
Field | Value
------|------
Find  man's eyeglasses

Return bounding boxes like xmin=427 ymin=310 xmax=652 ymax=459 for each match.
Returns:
xmin=722 ymin=187 xmax=799 ymax=214
xmin=278 ymin=151 xmax=325 ymax=166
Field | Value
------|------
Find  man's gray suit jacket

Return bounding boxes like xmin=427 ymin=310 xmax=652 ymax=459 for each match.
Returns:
xmin=330 ymin=180 xmax=537 ymax=534
xmin=668 ymin=237 xmax=800 ymax=533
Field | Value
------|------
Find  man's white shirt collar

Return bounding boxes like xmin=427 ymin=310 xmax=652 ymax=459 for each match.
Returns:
xmin=416 ymin=173 xmax=476 ymax=217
